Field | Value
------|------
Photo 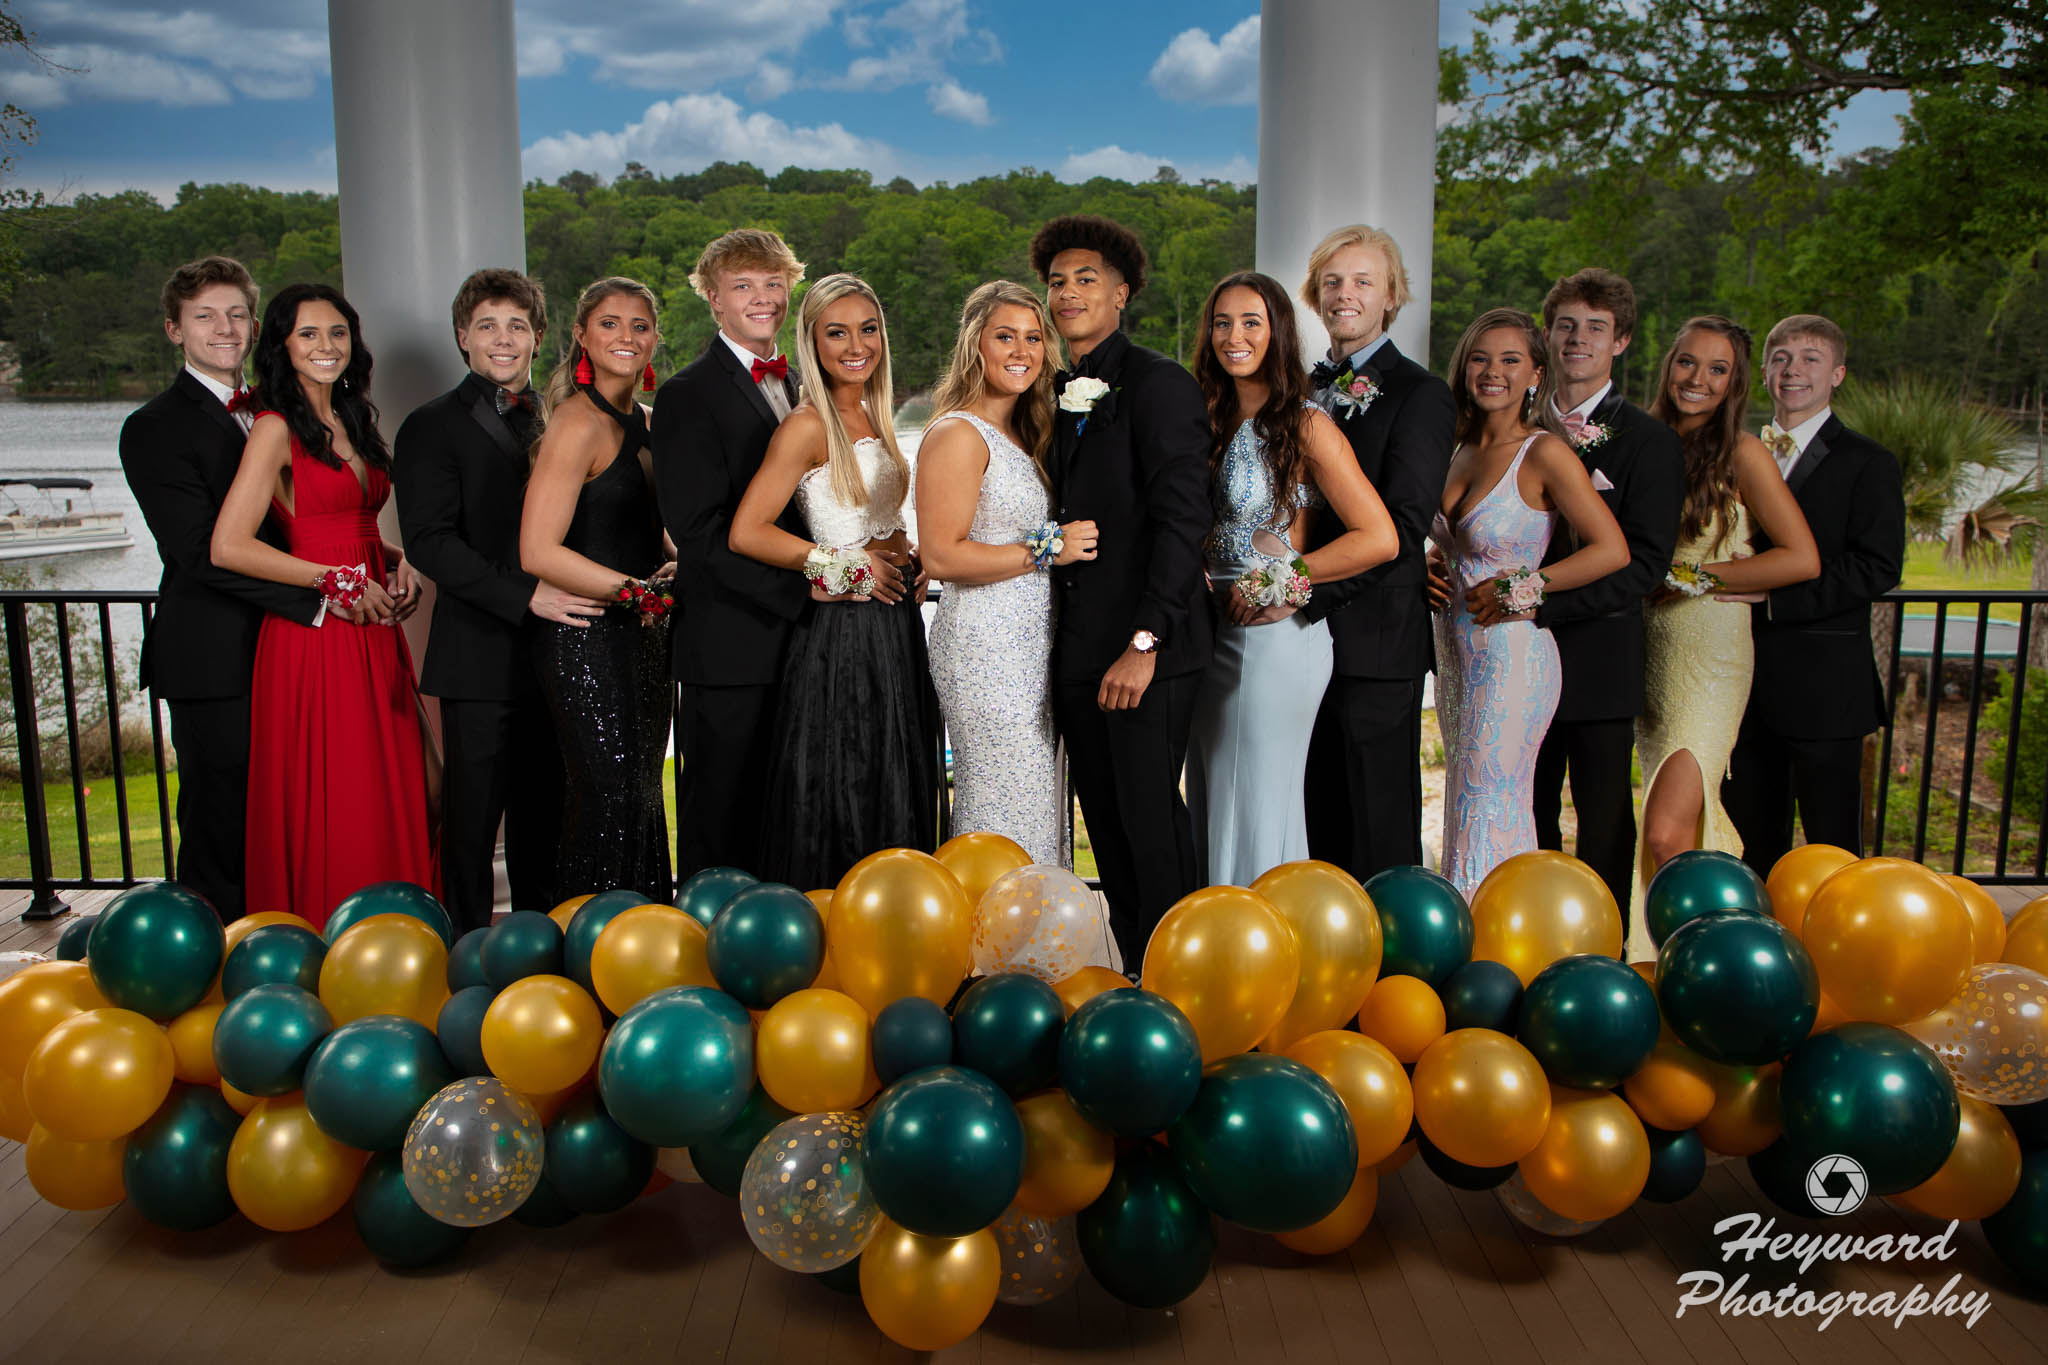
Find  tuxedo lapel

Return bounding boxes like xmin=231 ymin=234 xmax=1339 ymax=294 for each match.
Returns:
xmin=175 ymin=369 xmax=245 ymax=446
xmin=1789 ymin=420 xmax=1834 ymax=496
xmin=718 ymin=343 xmax=779 ymax=428
xmin=466 ymin=391 xmax=526 ymax=462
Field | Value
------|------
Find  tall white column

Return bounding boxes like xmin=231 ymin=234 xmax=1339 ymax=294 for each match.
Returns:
xmin=1256 ymin=0 xmax=1439 ymax=364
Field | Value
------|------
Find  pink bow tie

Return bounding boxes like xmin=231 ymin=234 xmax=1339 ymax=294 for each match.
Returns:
xmin=1561 ymin=411 xmax=1588 ymax=438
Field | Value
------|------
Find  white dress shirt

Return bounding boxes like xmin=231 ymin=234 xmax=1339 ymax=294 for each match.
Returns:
xmin=186 ymin=364 xmax=253 ymax=433
xmin=1768 ymin=407 xmax=1832 ymax=481
xmin=719 ymin=331 xmax=793 ymax=422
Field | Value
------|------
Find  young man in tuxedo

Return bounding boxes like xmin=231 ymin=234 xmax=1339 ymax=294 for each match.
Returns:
xmin=119 ymin=257 xmax=322 ymax=921
xmin=1724 ymin=314 xmax=1904 ymax=873
xmin=1031 ymin=214 xmax=1212 ymax=970
xmin=1295 ymin=225 xmax=1456 ymax=882
xmin=394 ymin=269 xmax=599 ymax=934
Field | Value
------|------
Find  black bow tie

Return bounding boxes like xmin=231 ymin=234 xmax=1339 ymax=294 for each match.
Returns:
xmin=495 ymin=386 xmax=534 ymax=416
xmin=1309 ymin=359 xmax=1345 ymax=390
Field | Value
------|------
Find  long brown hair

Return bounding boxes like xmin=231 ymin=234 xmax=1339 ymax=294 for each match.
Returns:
xmin=929 ymin=280 xmax=1061 ymax=478
xmin=1193 ymin=271 xmax=1313 ymax=528
xmin=1446 ymin=307 xmax=1568 ymax=447
xmin=1650 ymin=315 xmax=1751 ymax=545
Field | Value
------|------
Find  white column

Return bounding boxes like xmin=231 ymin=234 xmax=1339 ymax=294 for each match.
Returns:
xmin=1256 ymin=0 xmax=1439 ymax=364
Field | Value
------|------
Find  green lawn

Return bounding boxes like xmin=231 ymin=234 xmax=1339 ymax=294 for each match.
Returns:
xmin=1900 ymin=541 xmax=2034 ymax=621
xmin=0 ymin=755 xmax=177 ymax=883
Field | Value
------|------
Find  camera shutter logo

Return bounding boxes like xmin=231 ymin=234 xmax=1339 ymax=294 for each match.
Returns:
xmin=1806 ymin=1154 xmax=1868 ymax=1215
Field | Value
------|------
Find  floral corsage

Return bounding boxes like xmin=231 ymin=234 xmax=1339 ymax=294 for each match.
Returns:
xmin=1024 ymin=520 xmax=1064 ymax=570
xmin=803 ymin=543 xmax=874 ymax=597
xmin=317 ymin=564 xmax=368 ymax=610
xmin=1328 ymin=369 xmax=1380 ymax=417
xmin=1664 ymin=562 xmax=1724 ymax=597
xmin=1569 ymin=421 xmax=1612 ymax=453
xmin=1495 ymin=566 xmax=1549 ymax=615
xmin=1235 ymin=554 xmax=1314 ymax=610
xmin=615 ymin=575 xmax=674 ymax=626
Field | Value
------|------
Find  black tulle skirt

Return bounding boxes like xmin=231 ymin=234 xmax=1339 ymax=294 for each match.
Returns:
xmin=758 ymin=596 xmax=939 ymax=889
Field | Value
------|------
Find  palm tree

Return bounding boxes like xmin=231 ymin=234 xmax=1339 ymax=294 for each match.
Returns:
xmin=1833 ymin=375 xmax=2027 ymax=543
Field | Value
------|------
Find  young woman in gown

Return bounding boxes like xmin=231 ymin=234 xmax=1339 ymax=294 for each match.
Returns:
xmin=1431 ymin=307 xmax=1628 ymax=898
xmin=730 ymin=273 xmax=938 ymax=888
xmin=519 ymin=277 xmax=675 ymax=901
xmin=1186 ymin=271 xmax=1399 ymax=887
xmin=1629 ymin=316 xmax=1818 ymax=956
xmin=211 ymin=283 xmax=436 ymax=927
xmin=915 ymin=281 xmax=1097 ymax=867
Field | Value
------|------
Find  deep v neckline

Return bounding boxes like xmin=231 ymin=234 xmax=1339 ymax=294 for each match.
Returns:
xmin=1447 ymin=433 xmax=1540 ymax=529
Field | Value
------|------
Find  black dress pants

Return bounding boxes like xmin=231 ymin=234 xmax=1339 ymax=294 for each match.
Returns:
xmin=167 ymin=695 xmax=254 ymax=923
xmin=676 ymin=681 xmax=777 ymax=886
xmin=1533 ymin=717 xmax=1638 ymax=925
xmin=1723 ymin=711 xmax=1866 ymax=878
xmin=439 ymin=692 xmax=565 ymax=935
xmin=1304 ymin=674 xmax=1427 ymax=882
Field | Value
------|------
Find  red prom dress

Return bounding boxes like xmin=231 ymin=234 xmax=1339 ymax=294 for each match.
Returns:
xmin=244 ymin=433 xmax=439 ymax=928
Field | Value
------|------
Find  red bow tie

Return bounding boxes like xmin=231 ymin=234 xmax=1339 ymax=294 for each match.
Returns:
xmin=751 ymin=355 xmax=789 ymax=384
xmin=227 ymin=386 xmax=256 ymax=413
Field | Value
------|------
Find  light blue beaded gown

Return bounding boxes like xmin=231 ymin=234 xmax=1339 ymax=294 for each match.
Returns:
xmin=1187 ymin=417 xmax=1334 ymax=887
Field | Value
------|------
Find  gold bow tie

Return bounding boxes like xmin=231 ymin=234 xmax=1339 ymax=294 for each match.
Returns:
xmin=1762 ymin=423 xmax=1797 ymax=459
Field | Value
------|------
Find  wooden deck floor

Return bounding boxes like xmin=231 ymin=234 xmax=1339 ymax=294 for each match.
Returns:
xmin=6 ymin=886 xmax=2048 ymax=1364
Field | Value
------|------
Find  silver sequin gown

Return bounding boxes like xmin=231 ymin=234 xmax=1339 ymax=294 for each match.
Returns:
xmin=924 ymin=413 xmax=1067 ymax=867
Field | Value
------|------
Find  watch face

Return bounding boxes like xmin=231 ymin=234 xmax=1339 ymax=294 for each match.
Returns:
xmin=1132 ymin=630 xmax=1158 ymax=653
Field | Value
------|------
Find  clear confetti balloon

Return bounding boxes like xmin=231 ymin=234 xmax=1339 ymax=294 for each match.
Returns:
xmin=971 ymin=866 xmax=1098 ymax=984
xmin=1903 ymin=962 xmax=2048 ymax=1105
xmin=1497 ymin=1171 xmax=1604 ymax=1238
xmin=991 ymin=1204 xmax=1081 ymax=1305
xmin=740 ymin=1111 xmax=880 ymax=1272
xmin=401 ymin=1077 xmax=545 ymax=1227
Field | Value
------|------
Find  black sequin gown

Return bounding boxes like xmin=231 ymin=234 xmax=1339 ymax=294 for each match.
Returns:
xmin=532 ymin=393 xmax=673 ymax=901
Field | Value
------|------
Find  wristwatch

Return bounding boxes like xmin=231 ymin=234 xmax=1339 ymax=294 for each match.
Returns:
xmin=1130 ymin=629 xmax=1159 ymax=655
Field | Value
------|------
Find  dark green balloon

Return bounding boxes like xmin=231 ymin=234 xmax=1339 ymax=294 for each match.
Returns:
xmin=304 ymin=1015 xmax=457 ymax=1151
xmin=705 ymin=884 xmax=824 ymax=1009
xmin=1442 ymin=958 xmax=1524 ymax=1033
xmin=1656 ymin=911 xmax=1818 ymax=1065
xmin=689 ymin=1084 xmax=795 ymax=1198
xmin=597 ymin=986 xmax=755 ymax=1147
xmin=1167 ymin=1054 xmax=1356 ymax=1232
xmin=1057 ymin=988 xmax=1203 ymax=1137
xmin=325 ymin=880 xmax=454 ymax=946
xmin=88 ymin=882 xmax=224 ymax=1020
xmin=1519 ymin=954 xmax=1661 ymax=1089
xmin=814 ymin=1256 xmax=862 ymax=1295
xmin=482 ymin=910 xmax=565 ymax=989
xmin=212 ymin=982 xmax=332 ymax=1096
xmin=562 ymin=888 xmax=655 ymax=992
xmin=1780 ymin=1022 xmax=1960 ymax=1195
xmin=447 ymin=927 xmax=491 ymax=992
xmin=1983 ymin=1148 xmax=2048 ymax=1289
xmin=56 ymin=914 xmax=97 ymax=961
xmin=511 ymin=1170 xmax=578 ymax=1227
xmin=1077 ymin=1143 xmax=1216 ymax=1309
xmin=221 ymin=924 xmax=327 ymax=999
xmin=952 ymin=973 xmax=1065 ymax=1096
xmin=1418 ymin=1133 xmax=1515 ymax=1190
xmin=1641 ymin=1126 xmax=1706 ymax=1204
xmin=1645 ymin=850 xmax=1771 ymax=948
xmin=1747 ymin=1136 xmax=1827 ymax=1218
xmin=1364 ymin=867 xmax=1472 ymax=987
xmin=436 ymin=985 xmax=495 ymax=1077
xmin=123 ymin=1084 xmax=240 ymax=1230
xmin=865 ymin=1066 xmax=1024 ymax=1236
xmin=545 ymin=1093 xmax=654 ymax=1214
xmin=872 ymin=997 xmax=954 ymax=1085
xmin=355 ymin=1150 xmax=471 ymax=1267
xmin=2006 ymin=1095 xmax=2048 ymax=1149
xmin=676 ymin=866 xmax=757 ymax=929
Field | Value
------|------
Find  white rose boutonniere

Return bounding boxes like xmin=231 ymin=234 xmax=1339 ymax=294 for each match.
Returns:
xmin=1059 ymin=376 xmax=1115 ymax=436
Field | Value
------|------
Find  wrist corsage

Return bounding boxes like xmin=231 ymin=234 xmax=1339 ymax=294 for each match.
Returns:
xmin=803 ymin=543 xmax=874 ymax=597
xmin=1496 ymin=566 xmax=1548 ymax=615
xmin=1024 ymin=520 xmax=1064 ymax=570
xmin=615 ymin=576 xmax=674 ymax=626
xmin=1235 ymin=554 xmax=1313 ymax=610
xmin=317 ymin=564 xmax=367 ymax=610
xmin=1664 ymin=562 xmax=1723 ymax=598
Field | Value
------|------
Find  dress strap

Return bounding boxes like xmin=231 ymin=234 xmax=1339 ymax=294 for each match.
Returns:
xmin=579 ymin=382 xmax=651 ymax=455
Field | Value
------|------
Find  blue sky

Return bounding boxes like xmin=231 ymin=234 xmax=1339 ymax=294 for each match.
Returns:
xmin=1 ymin=0 xmax=1911 ymax=202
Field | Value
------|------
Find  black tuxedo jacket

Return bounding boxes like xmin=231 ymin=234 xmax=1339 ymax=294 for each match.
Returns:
xmin=652 ymin=338 xmax=809 ymax=687
xmin=392 ymin=374 xmax=542 ymax=701
xmin=118 ymin=370 xmax=319 ymax=700
xmin=1747 ymin=414 xmax=1904 ymax=739
xmin=1533 ymin=389 xmax=1683 ymax=723
xmin=1298 ymin=339 xmax=1456 ymax=680
xmin=1049 ymin=331 xmax=1213 ymax=685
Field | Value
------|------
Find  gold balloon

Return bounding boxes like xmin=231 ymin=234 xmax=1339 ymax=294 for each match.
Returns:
xmin=1892 ymin=1095 xmax=2022 ymax=1222
xmin=859 ymin=1217 xmax=1001 ymax=1353
xmin=1766 ymin=843 xmax=1857 ymax=939
xmin=25 ymin=1124 xmax=126 ymax=1210
xmin=226 ymin=1095 xmax=368 ymax=1232
xmin=1469 ymin=851 xmax=1622 ymax=985
xmin=318 ymin=913 xmax=449 ymax=1028
xmin=0 ymin=1067 xmax=32 ymax=1142
xmin=757 ymin=988 xmax=876 ymax=1112
xmin=1621 ymin=1039 xmax=1718 ymax=1131
xmin=1252 ymin=860 xmax=1384 ymax=1052
xmin=0 ymin=960 xmax=109 ymax=1075
xmin=1519 ymin=1087 xmax=1649 ymax=1222
xmin=935 ymin=831 xmax=1032 ymax=908
xmin=1803 ymin=857 xmax=1972 ymax=1023
xmin=480 ymin=975 xmax=603 ymax=1096
xmin=829 ymin=849 xmax=975 ymax=1018
xmin=222 ymin=910 xmax=319 ymax=955
xmin=516 ymin=1079 xmax=588 ymax=1127
xmin=1274 ymin=1164 xmax=1379 ymax=1255
xmin=1283 ymin=1029 xmax=1414 ymax=1168
xmin=2002 ymin=896 xmax=2048 ymax=976
xmin=589 ymin=905 xmax=714 ymax=1015
xmin=1354 ymin=974 xmax=1446 ymax=1065
xmin=23 ymin=1007 xmax=175 ymax=1141
xmin=167 ymin=1000 xmax=224 ymax=1086
xmin=1054 ymin=966 xmax=1131 ymax=1016
xmin=1014 ymin=1090 xmax=1115 ymax=1218
xmin=1902 ymin=961 xmax=2048 ymax=1104
xmin=1944 ymin=876 xmax=2008 ymax=964
xmin=804 ymin=890 xmax=841 ymax=990
xmin=1376 ymin=1139 xmax=1416 ymax=1174
xmin=1810 ymin=992 xmax=1851 ymax=1037
xmin=1695 ymin=1062 xmax=1781 ymax=1156
xmin=1411 ymin=1028 xmax=1551 ymax=1168
xmin=549 ymin=894 xmax=594 ymax=932
xmin=1141 ymin=885 xmax=1300 ymax=1062
xmin=220 ymin=1079 xmax=261 ymax=1116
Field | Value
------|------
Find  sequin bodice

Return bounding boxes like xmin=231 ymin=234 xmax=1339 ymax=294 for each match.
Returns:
xmin=1210 ymin=417 xmax=1317 ymax=566
xmin=795 ymin=437 xmax=907 ymax=547
xmin=949 ymin=412 xmax=1051 ymax=541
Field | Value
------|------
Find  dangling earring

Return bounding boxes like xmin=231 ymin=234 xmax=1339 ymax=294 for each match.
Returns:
xmin=642 ymin=362 xmax=656 ymax=392
xmin=574 ymin=351 xmax=594 ymax=385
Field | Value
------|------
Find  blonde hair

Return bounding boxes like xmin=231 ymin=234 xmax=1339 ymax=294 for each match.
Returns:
xmin=1299 ymin=225 xmax=1412 ymax=332
xmin=792 ymin=273 xmax=908 ymax=511
xmin=1764 ymin=313 xmax=1848 ymax=368
xmin=689 ymin=227 xmax=805 ymax=303
xmin=929 ymin=280 xmax=1062 ymax=479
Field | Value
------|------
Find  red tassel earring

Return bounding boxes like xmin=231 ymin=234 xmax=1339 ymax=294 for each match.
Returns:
xmin=642 ymin=362 xmax=657 ymax=392
xmin=574 ymin=351 xmax=594 ymax=385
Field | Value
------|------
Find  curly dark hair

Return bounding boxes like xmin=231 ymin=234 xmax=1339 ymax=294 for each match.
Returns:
xmin=1029 ymin=214 xmax=1149 ymax=297
xmin=251 ymin=282 xmax=390 ymax=472
xmin=1193 ymin=271 xmax=1314 ymax=534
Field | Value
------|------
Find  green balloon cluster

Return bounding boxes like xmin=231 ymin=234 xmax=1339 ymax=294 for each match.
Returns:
xmin=871 ymin=997 xmax=953 ymax=1085
xmin=705 ymin=884 xmax=824 ymax=1009
xmin=865 ymin=1066 xmax=1023 ymax=1237
xmin=597 ymin=986 xmax=755 ymax=1148
xmin=1419 ymin=1133 xmax=1515 ymax=1190
xmin=1779 ymin=1023 xmax=1960 ymax=1195
xmin=1167 ymin=1054 xmax=1356 ymax=1233
xmin=356 ymin=1151 xmax=471 ymax=1267
xmin=303 ymin=1015 xmax=456 ymax=1151
xmin=1442 ymin=959 xmax=1524 ymax=1033
xmin=1077 ymin=1144 xmax=1216 ymax=1309
xmin=56 ymin=914 xmax=97 ymax=961
xmin=676 ymin=867 xmax=757 ymax=930
xmin=436 ymin=985 xmax=494 ymax=1076
xmin=325 ymin=881 xmax=453 ymax=946
xmin=1057 ymin=988 xmax=1202 ymax=1137
xmin=447 ymin=927 xmax=491 ymax=992
xmin=482 ymin=910 xmax=565 ymax=989
xmin=88 ymin=882 xmax=224 ymax=1020
xmin=1656 ymin=911 xmax=1817 ymax=1065
xmin=1644 ymin=849 xmax=1770 ymax=947
xmin=952 ymin=973 xmax=1064 ymax=1096
xmin=221 ymin=924 xmax=326 ymax=999
xmin=545 ymin=1093 xmax=654 ymax=1215
xmin=1364 ymin=867 xmax=1472 ymax=987
xmin=1642 ymin=1126 xmax=1706 ymax=1204
xmin=688 ymin=1084 xmax=795 ymax=1198
xmin=562 ymin=889 xmax=650 ymax=993
xmin=213 ymin=983 xmax=332 ymax=1096
xmin=123 ymin=1084 xmax=240 ymax=1230
xmin=1983 ymin=1149 xmax=2048 ymax=1289
xmin=1519 ymin=954 xmax=1660 ymax=1089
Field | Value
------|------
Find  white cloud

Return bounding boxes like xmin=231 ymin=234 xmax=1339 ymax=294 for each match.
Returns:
xmin=518 ymin=0 xmax=842 ymax=91
xmin=1148 ymin=15 xmax=1259 ymax=106
xmin=748 ymin=62 xmax=796 ymax=102
xmin=1057 ymin=144 xmax=1255 ymax=186
xmin=817 ymin=0 xmax=995 ymax=93
xmin=11 ymin=2 xmax=328 ymax=105
xmin=927 ymin=79 xmax=991 ymax=125
xmin=15 ymin=43 xmax=233 ymax=107
xmin=521 ymin=92 xmax=905 ymax=183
